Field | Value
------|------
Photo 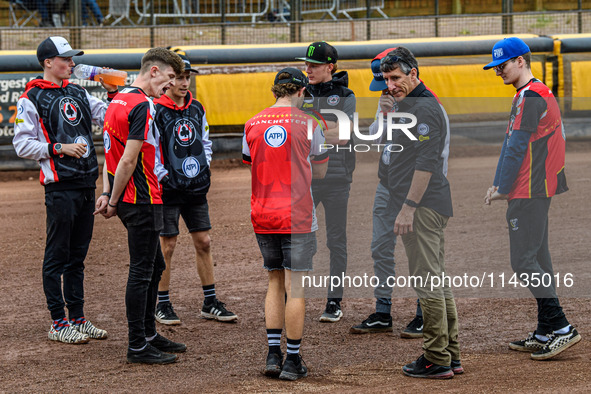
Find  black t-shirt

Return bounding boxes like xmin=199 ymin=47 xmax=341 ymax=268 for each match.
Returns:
xmin=382 ymin=82 xmax=453 ymax=218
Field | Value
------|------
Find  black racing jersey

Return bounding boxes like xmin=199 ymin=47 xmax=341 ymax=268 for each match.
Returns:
xmin=303 ymin=71 xmax=356 ymax=184
xmin=380 ymin=82 xmax=453 ymax=218
xmin=153 ymin=92 xmax=212 ymax=205
xmin=13 ymin=78 xmax=107 ymax=191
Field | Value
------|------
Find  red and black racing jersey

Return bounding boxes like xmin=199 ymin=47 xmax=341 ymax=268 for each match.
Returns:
xmin=103 ymin=87 xmax=163 ymax=204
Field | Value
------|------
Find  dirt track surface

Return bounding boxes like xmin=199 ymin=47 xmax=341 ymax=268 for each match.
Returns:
xmin=1 ymin=147 xmax=590 ymax=392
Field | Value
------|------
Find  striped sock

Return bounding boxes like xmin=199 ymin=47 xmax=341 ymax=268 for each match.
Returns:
xmin=71 ymin=316 xmax=87 ymax=326
xmin=158 ymin=291 xmax=170 ymax=304
xmin=203 ymin=284 xmax=216 ymax=304
xmin=286 ymin=337 xmax=301 ymax=362
xmin=266 ymin=329 xmax=282 ymax=355
xmin=52 ymin=317 xmax=69 ymax=331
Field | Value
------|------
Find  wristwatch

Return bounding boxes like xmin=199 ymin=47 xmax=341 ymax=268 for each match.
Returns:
xmin=54 ymin=143 xmax=63 ymax=155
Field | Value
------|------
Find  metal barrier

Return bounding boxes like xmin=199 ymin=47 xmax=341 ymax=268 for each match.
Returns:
xmin=337 ymin=0 xmax=387 ymax=20
xmin=274 ymin=0 xmax=337 ymax=22
xmin=105 ymin=0 xmax=136 ymax=25
xmin=134 ymin=0 xmax=270 ymax=24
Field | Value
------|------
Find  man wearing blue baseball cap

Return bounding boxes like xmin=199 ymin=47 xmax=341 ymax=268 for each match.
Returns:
xmin=484 ymin=37 xmax=580 ymax=360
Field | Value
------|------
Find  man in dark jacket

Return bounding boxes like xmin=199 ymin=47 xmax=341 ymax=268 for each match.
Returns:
xmin=153 ymin=54 xmax=237 ymax=325
xmin=13 ymin=36 xmax=115 ymax=344
xmin=297 ymin=41 xmax=356 ymax=322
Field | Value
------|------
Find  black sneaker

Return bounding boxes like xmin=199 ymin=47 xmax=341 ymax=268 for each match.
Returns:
xmin=509 ymin=331 xmax=547 ymax=352
xmin=401 ymin=315 xmax=423 ymax=339
xmin=451 ymin=360 xmax=464 ymax=374
xmin=201 ymin=299 xmax=238 ymax=322
xmin=127 ymin=343 xmax=177 ymax=364
xmin=147 ymin=333 xmax=187 ymax=353
xmin=155 ymin=302 xmax=181 ymax=325
xmin=531 ymin=326 xmax=581 ymax=360
xmin=279 ymin=355 xmax=308 ymax=381
xmin=319 ymin=301 xmax=343 ymax=323
xmin=263 ymin=352 xmax=283 ymax=377
xmin=402 ymin=354 xmax=454 ymax=379
xmin=349 ymin=313 xmax=392 ymax=334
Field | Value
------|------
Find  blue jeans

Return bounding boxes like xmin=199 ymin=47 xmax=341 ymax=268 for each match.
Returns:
xmin=118 ymin=203 xmax=166 ymax=349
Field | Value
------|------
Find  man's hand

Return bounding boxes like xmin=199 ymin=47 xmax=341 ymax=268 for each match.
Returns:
xmin=93 ymin=195 xmax=109 ymax=217
xmin=99 ymin=75 xmax=118 ymax=92
xmin=379 ymin=90 xmax=395 ymax=114
xmin=61 ymin=143 xmax=88 ymax=158
xmin=104 ymin=204 xmax=117 ymax=218
xmin=394 ymin=204 xmax=415 ymax=236
xmin=484 ymin=186 xmax=507 ymax=205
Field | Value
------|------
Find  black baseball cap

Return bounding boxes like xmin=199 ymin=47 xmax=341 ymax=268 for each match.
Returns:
xmin=37 ymin=36 xmax=84 ymax=63
xmin=274 ymin=68 xmax=308 ymax=87
xmin=296 ymin=41 xmax=338 ymax=64
xmin=178 ymin=54 xmax=199 ymax=74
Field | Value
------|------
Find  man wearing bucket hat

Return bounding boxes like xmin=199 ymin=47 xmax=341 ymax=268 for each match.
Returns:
xmin=13 ymin=36 xmax=117 ymax=344
xmin=297 ymin=41 xmax=356 ymax=323
xmin=483 ymin=37 xmax=580 ymax=360
xmin=153 ymin=54 xmax=237 ymax=326
xmin=243 ymin=67 xmax=328 ymax=380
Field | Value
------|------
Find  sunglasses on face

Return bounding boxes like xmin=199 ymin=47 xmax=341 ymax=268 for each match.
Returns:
xmin=493 ymin=57 xmax=518 ymax=72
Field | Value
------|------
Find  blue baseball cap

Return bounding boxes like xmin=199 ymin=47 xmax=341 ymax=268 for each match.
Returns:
xmin=369 ymin=47 xmax=397 ymax=91
xmin=483 ymin=37 xmax=531 ymax=70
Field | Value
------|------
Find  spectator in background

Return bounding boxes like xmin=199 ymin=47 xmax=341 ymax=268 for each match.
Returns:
xmin=82 ymin=0 xmax=104 ymax=26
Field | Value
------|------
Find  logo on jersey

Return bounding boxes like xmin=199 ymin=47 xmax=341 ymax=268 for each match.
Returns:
xmin=182 ymin=156 xmax=200 ymax=178
xmin=418 ymin=123 xmax=430 ymax=135
xmin=327 ymin=95 xmax=340 ymax=106
xmin=174 ymin=119 xmax=197 ymax=147
xmin=264 ymin=125 xmax=287 ymax=148
xmin=103 ymin=132 xmax=111 ymax=153
xmin=74 ymin=136 xmax=90 ymax=158
xmin=59 ymin=97 xmax=82 ymax=126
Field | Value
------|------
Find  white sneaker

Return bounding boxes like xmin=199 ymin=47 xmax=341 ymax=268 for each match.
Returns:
xmin=72 ymin=320 xmax=108 ymax=339
xmin=48 ymin=324 xmax=90 ymax=344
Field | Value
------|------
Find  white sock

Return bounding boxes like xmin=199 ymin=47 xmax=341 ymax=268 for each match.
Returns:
xmin=554 ymin=325 xmax=571 ymax=335
xmin=535 ymin=334 xmax=549 ymax=342
xmin=146 ymin=334 xmax=157 ymax=341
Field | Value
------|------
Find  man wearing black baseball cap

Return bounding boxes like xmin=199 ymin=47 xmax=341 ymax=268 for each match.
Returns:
xmin=153 ymin=53 xmax=238 ymax=327
xmin=298 ymin=41 xmax=356 ymax=323
xmin=13 ymin=36 xmax=117 ymax=345
xmin=243 ymin=67 xmax=328 ymax=380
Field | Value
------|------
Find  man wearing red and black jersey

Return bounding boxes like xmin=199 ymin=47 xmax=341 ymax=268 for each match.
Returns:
xmin=153 ymin=54 xmax=237 ymax=325
xmin=95 ymin=48 xmax=186 ymax=364
xmin=484 ymin=37 xmax=580 ymax=360
xmin=13 ymin=36 xmax=115 ymax=344
xmin=243 ymin=68 xmax=328 ymax=381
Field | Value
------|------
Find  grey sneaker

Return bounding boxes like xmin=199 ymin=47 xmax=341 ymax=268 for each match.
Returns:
xmin=531 ymin=327 xmax=581 ymax=360
xmin=509 ymin=331 xmax=547 ymax=352
xmin=319 ymin=301 xmax=343 ymax=323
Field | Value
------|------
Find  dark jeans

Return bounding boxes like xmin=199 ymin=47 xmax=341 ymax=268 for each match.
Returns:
xmin=43 ymin=188 xmax=95 ymax=321
xmin=507 ymin=198 xmax=569 ymax=334
xmin=312 ymin=182 xmax=350 ymax=301
xmin=118 ymin=203 xmax=166 ymax=349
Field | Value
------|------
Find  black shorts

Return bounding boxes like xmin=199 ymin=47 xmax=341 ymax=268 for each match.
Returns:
xmin=255 ymin=232 xmax=317 ymax=272
xmin=161 ymin=202 xmax=212 ymax=237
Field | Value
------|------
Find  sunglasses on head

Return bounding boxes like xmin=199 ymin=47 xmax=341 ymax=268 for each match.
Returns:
xmin=380 ymin=54 xmax=412 ymax=70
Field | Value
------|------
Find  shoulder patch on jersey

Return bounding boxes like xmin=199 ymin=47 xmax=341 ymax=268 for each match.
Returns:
xmin=327 ymin=95 xmax=340 ymax=106
xmin=418 ymin=123 xmax=430 ymax=135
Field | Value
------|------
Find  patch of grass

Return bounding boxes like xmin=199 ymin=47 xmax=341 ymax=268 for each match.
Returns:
xmin=459 ymin=28 xmax=471 ymax=35
xmin=531 ymin=15 xmax=554 ymax=29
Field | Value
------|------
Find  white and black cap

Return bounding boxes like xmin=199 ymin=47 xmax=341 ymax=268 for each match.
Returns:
xmin=37 ymin=36 xmax=84 ymax=63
